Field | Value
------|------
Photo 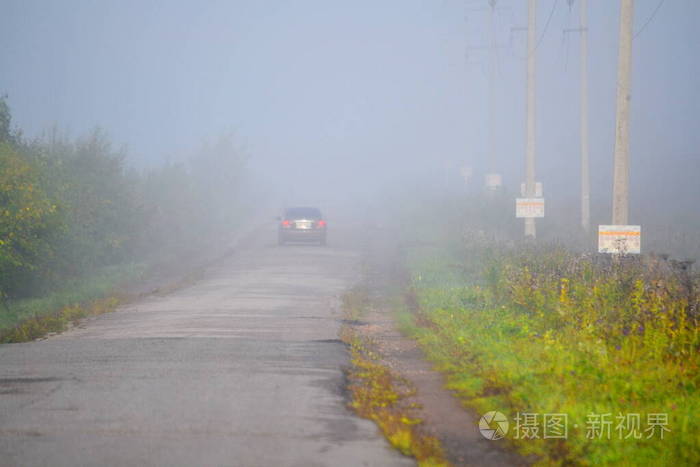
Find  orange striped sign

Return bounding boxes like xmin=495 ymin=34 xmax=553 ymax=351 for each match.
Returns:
xmin=598 ymin=225 xmax=641 ymax=254
xmin=516 ymin=198 xmax=545 ymax=218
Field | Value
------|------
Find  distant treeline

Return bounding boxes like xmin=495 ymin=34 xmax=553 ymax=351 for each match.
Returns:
xmin=0 ymin=97 xmax=248 ymax=300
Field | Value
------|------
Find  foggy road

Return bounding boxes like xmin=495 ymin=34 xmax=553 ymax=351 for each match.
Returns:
xmin=0 ymin=226 xmax=413 ymax=467
xmin=2 ymin=1 xmax=698 ymax=464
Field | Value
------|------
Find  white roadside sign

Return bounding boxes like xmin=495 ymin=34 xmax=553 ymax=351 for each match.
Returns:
xmin=598 ymin=225 xmax=641 ymax=254
xmin=485 ymin=173 xmax=502 ymax=189
xmin=516 ymin=198 xmax=545 ymax=218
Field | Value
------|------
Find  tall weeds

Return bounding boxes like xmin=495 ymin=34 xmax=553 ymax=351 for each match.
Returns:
xmin=401 ymin=195 xmax=700 ymax=465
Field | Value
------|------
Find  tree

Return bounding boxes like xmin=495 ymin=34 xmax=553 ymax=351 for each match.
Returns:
xmin=0 ymin=95 xmax=21 ymax=145
xmin=0 ymin=142 xmax=58 ymax=298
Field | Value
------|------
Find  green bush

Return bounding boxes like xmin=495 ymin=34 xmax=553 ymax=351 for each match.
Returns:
xmin=0 ymin=98 xmax=249 ymax=306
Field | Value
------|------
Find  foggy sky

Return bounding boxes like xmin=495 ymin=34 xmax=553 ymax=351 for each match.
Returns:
xmin=2 ymin=0 xmax=699 ymax=217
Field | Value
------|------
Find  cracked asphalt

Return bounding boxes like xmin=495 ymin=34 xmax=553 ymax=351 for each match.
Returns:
xmin=0 ymin=222 xmax=414 ymax=467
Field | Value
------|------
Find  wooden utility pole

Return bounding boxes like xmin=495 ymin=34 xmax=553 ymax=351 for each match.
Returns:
xmin=525 ymin=0 xmax=537 ymax=238
xmin=580 ymin=0 xmax=590 ymax=232
xmin=612 ymin=0 xmax=634 ymax=225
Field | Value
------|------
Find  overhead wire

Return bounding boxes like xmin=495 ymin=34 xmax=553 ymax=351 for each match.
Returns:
xmin=510 ymin=0 xmax=560 ymax=60
xmin=534 ymin=0 xmax=560 ymax=54
xmin=634 ymin=0 xmax=667 ymax=39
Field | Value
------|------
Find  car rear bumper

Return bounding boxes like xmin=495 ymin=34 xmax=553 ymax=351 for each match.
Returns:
xmin=279 ymin=229 xmax=326 ymax=242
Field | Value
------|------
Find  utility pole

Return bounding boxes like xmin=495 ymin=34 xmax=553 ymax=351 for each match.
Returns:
xmin=524 ymin=0 xmax=537 ymax=238
xmin=564 ymin=0 xmax=591 ymax=233
xmin=579 ymin=0 xmax=590 ymax=232
xmin=612 ymin=0 xmax=634 ymax=225
xmin=465 ymin=1 xmax=511 ymax=192
xmin=488 ymin=0 xmax=497 ymax=182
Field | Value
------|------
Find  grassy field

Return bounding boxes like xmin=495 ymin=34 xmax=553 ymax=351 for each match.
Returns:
xmin=396 ymin=197 xmax=700 ymax=465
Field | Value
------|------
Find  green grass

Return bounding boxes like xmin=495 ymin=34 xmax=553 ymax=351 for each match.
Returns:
xmin=404 ymin=283 xmax=699 ymax=465
xmin=394 ymin=197 xmax=700 ymax=466
xmin=0 ymin=262 xmax=145 ymax=341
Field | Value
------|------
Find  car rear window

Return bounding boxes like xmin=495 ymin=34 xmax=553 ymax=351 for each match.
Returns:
xmin=285 ymin=207 xmax=322 ymax=219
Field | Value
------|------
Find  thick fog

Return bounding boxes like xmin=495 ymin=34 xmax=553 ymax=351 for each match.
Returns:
xmin=2 ymin=0 xmax=698 ymax=221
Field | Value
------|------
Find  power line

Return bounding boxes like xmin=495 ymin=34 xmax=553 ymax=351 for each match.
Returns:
xmin=535 ymin=0 xmax=559 ymax=52
xmin=634 ymin=0 xmax=667 ymax=38
xmin=511 ymin=0 xmax=560 ymax=59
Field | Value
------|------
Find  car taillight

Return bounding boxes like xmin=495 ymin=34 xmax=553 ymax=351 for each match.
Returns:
xmin=282 ymin=220 xmax=290 ymax=227
xmin=317 ymin=220 xmax=326 ymax=228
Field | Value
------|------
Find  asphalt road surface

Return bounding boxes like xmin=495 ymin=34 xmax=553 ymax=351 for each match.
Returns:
xmin=0 ymin=222 xmax=414 ymax=467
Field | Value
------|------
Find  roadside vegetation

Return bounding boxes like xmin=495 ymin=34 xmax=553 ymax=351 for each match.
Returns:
xmin=0 ymin=97 xmax=250 ymax=340
xmin=395 ymin=193 xmax=699 ymax=465
xmin=341 ymin=288 xmax=450 ymax=467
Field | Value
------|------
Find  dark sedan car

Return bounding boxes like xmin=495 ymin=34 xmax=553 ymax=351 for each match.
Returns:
xmin=278 ymin=207 xmax=327 ymax=246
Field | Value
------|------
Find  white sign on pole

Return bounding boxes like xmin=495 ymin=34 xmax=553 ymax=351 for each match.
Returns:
xmin=485 ymin=173 xmax=502 ymax=189
xmin=516 ymin=198 xmax=545 ymax=218
xmin=520 ymin=182 xmax=543 ymax=197
xmin=598 ymin=225 xmax=641 ymax=254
